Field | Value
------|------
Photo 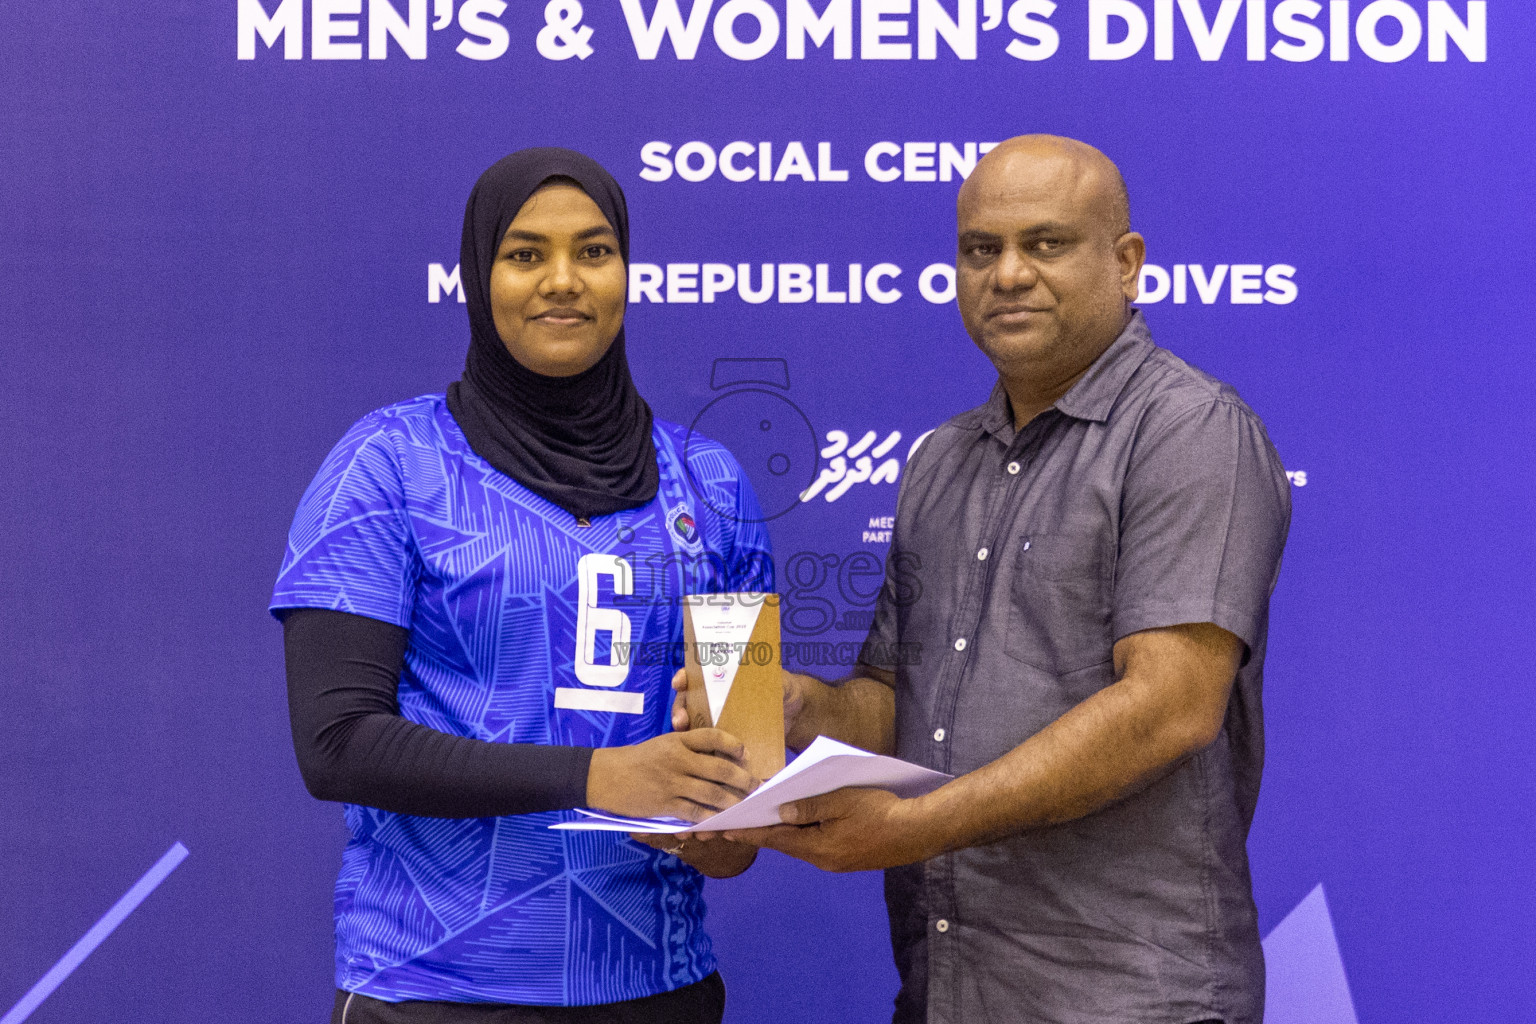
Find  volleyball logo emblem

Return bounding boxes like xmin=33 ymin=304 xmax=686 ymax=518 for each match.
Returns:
xmin=671 ymin=508 xmax=698 ymax=544
xmin=706 ymin=642 xmax=730 ymax=682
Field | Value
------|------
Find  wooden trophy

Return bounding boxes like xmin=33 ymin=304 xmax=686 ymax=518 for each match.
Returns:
xmin=681 ymin=593 xmax=785 ymax=781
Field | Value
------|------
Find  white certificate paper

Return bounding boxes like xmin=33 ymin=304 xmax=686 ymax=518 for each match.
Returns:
xmin=550 ymin=736 xmax=952 ymax=834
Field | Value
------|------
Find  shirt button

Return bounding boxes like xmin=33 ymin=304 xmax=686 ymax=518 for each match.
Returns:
xmin=977 ymin=547 xmax=989 ymax=561
xmin=953 ymin=638 xmax=967 ymax=652
xmin=1006 ymin=461 xmax=1021 ymax=475
xmin=935 ymin=919 xmax=951 ymax=933
xmin=933 ymin=728 xmax=946 ymax=742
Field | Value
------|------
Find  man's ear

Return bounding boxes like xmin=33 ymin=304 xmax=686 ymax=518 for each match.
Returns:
xmin=1116 ymin=232 xmax=1147 ymax=300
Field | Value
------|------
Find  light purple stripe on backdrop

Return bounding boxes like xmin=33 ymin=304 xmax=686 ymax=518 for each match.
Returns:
xmin=2 ymin=842 xmax=189 ymax=1024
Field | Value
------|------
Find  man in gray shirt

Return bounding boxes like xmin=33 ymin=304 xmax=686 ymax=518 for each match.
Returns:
xmin=695 ymin=135 xmax=1291 ymax=1023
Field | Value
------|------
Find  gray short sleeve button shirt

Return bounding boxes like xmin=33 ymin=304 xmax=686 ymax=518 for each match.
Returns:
xmin=860 ymin=313 xmax=1291 ymax=1024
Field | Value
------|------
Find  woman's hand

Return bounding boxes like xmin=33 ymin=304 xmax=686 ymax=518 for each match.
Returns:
xmin=627 ymin=831 xmax=759 ymax=878
xmin=586 ymin=729 xmax=757 ymax=822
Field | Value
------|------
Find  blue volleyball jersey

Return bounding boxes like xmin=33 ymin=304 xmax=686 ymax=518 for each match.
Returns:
xmin=270 ymin=394 xmax=773 ymax=1005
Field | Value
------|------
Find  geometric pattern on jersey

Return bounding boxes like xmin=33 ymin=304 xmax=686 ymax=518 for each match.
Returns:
xmin=271 ymin=394 xmax=773 ymax=1005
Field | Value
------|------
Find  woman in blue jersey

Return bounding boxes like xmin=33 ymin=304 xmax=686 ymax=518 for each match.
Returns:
xmin=271 ymin=149 xmax=773 ymax=1023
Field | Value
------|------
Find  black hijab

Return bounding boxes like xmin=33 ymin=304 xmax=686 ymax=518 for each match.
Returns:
xmin=446 ymin=148 xmax=658 ymax=521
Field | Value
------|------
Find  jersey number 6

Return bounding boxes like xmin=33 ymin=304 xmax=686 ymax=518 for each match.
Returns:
xmin=574 ymin=553 xmax=633 ymax=689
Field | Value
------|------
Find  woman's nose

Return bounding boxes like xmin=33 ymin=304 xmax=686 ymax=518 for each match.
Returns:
xmin=541 ymin=255 xmax=583 ymax=295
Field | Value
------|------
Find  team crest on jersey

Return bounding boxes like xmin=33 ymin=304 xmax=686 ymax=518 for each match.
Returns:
xmin=667 ymin=502 xmax=700 ymax=548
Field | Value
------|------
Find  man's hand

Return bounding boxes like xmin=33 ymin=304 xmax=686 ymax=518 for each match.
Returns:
xmin=670 ymin=667 xmax=806 ymax=738
xmin=627 ymin=830 xmax=759 ymax=878
xmin=671 ymin=666 xmax=891 ymax=756
xmin=586 ymin=729 xmax=757 ymax=822
xmin=717 ymin=622 xmax=1245 ymax=872
xmin=722 ymin=787 xmax=941 ymax=873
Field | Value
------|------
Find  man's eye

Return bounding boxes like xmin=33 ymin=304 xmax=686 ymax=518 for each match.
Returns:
xmin=1034 ymin=239 xmax=1062 ymax=252
xmin=968 ymin=245 xmax=998 ymax=258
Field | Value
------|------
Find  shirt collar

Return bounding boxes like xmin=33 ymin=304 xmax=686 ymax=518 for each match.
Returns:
xmin=1054 ymin=311 xmax=1155 ymax=423
xmin=978 ymin=311 xmax=1155 ymax=438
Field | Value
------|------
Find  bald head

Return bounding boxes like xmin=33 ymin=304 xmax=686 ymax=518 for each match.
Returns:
xmin=952 ymin=134 xmax=1146 ymax=414
xmin=960 ymin=135 xmax=1131 ymax=238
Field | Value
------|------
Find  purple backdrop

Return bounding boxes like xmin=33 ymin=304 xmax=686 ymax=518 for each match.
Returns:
xmin=2 ymin=2 xmax=1530 ymax=1022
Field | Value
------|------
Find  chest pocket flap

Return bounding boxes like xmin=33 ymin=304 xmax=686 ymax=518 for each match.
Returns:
xmin=1004 ymin=531 xmax=1113 ymax=676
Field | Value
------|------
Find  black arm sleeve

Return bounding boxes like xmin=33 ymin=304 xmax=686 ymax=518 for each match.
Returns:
xmin=281 ymin=607 xmax=594 ymax=818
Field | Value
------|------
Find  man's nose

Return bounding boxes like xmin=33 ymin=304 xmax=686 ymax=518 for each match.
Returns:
xmin=993 ymin=248 xmax=1038 ymax=292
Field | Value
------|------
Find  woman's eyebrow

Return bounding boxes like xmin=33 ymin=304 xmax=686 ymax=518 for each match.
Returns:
xmin=503 ymin=225 xmax=615 ymax=245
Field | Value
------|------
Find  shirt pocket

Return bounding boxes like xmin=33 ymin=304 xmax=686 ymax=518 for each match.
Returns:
xmin=1003 ymin=531 xmax=1114 ymax=675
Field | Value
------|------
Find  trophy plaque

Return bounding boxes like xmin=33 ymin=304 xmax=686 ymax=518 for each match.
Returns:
xmin=682 ymin=593 xmax=785 ymax=781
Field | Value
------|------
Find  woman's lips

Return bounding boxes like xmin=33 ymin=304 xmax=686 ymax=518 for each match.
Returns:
xmin=532 ymin=308 xmax=591 ymax=326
